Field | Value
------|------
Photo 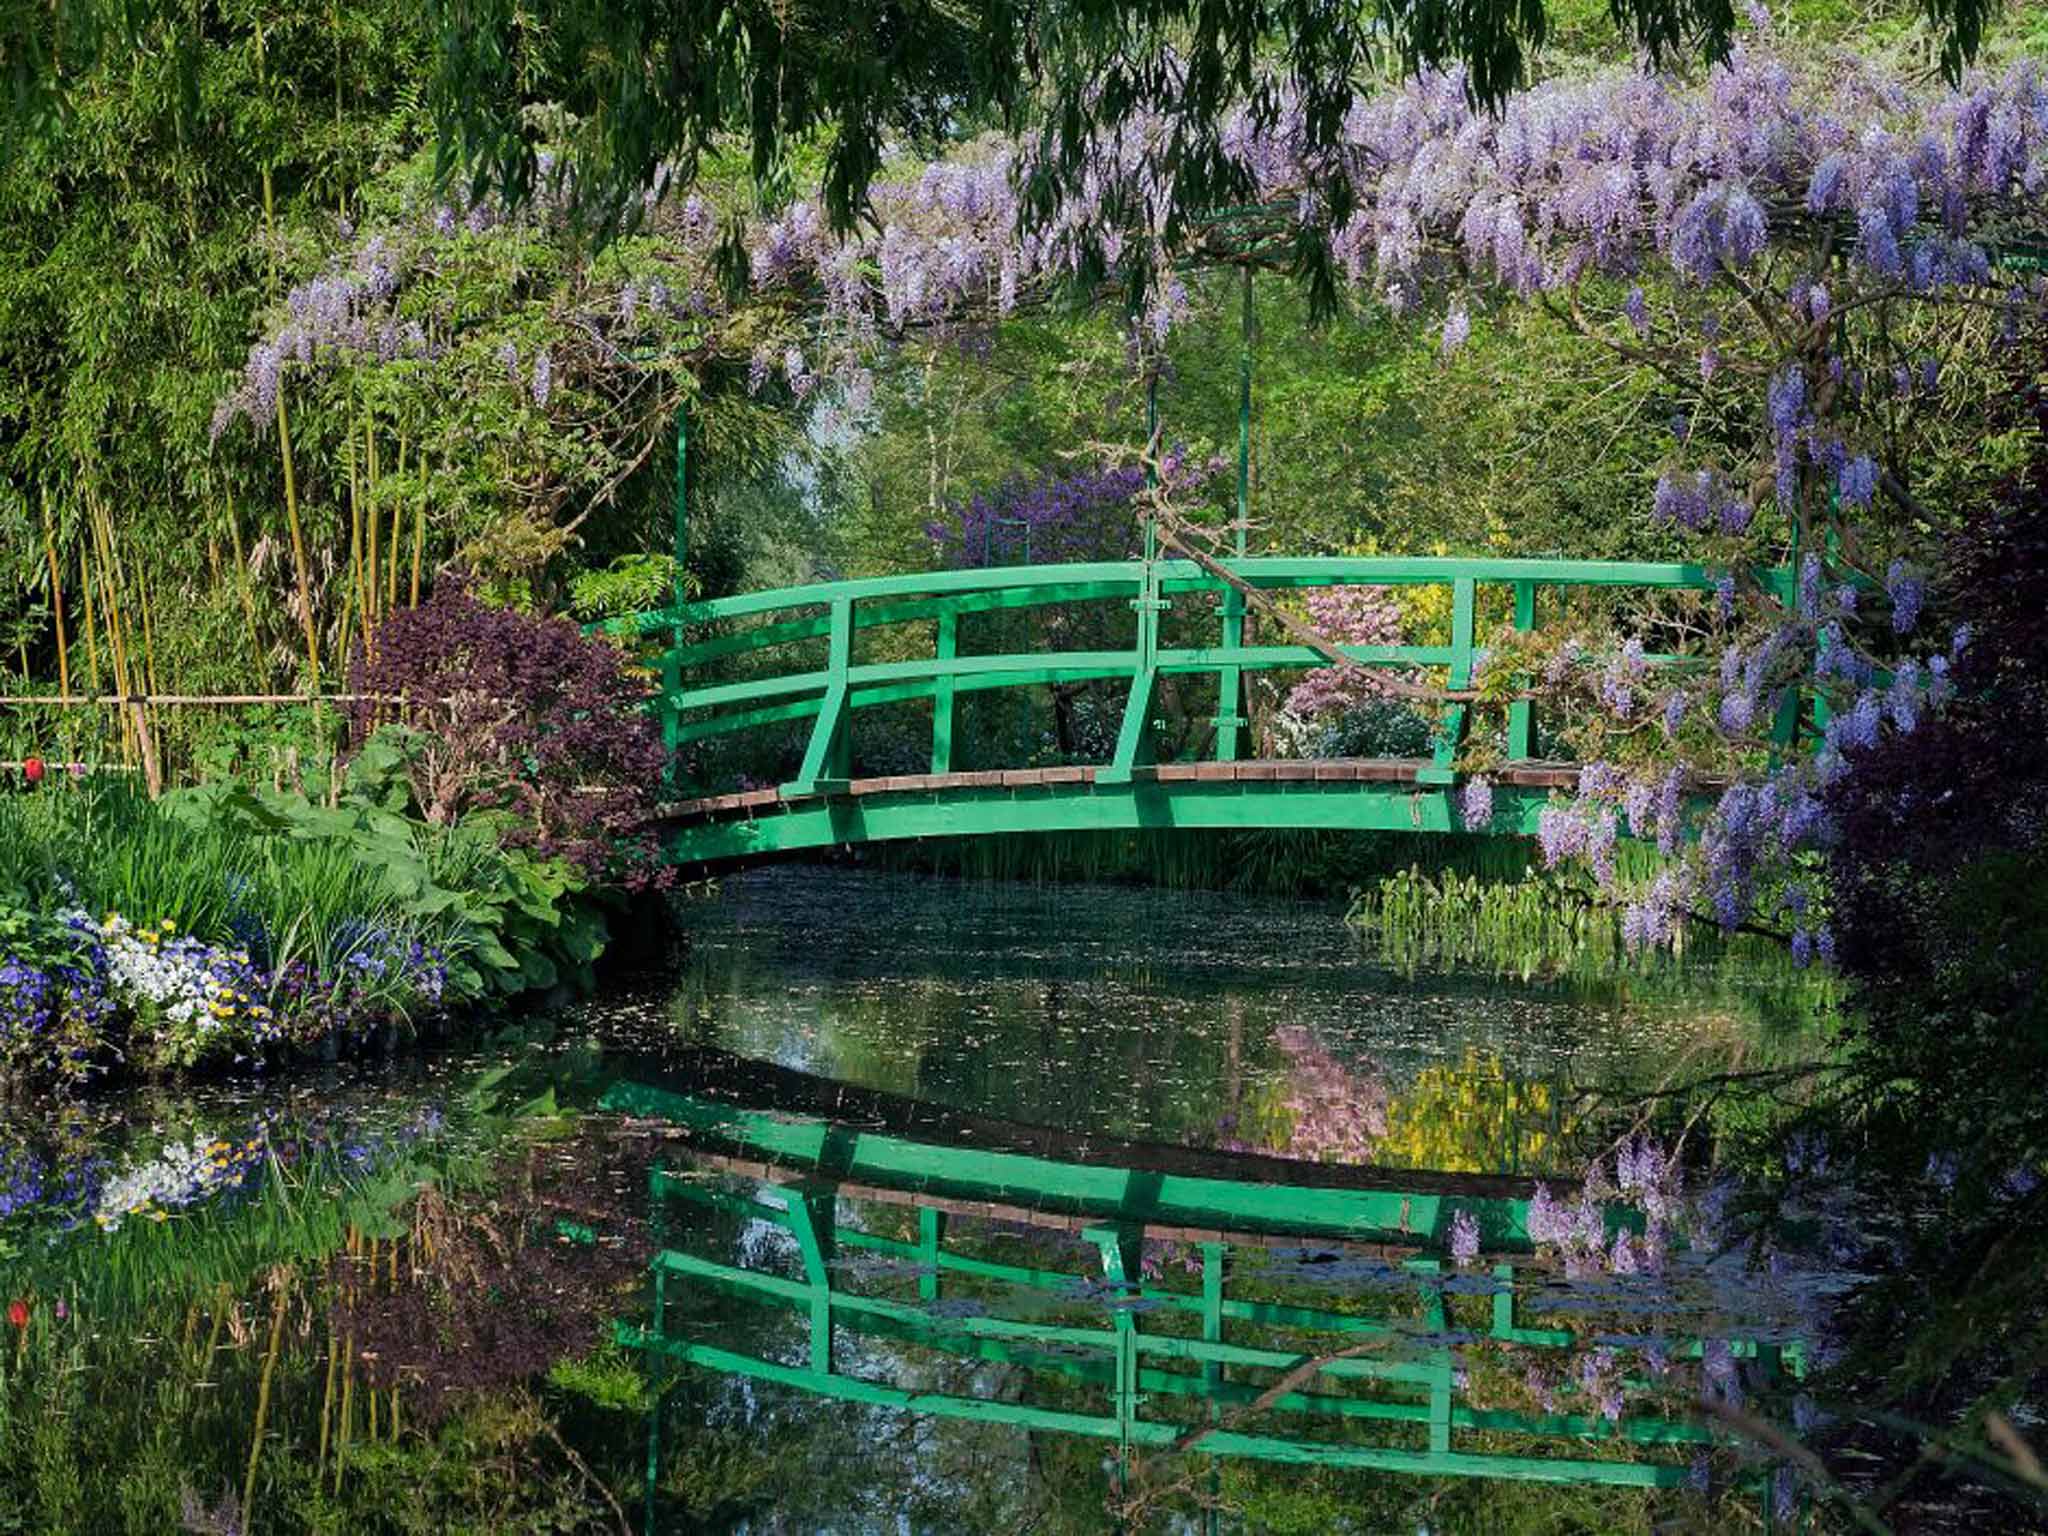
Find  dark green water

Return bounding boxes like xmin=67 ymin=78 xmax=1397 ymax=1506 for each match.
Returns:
xmin=0 ymin=868 xmax=1832 ymax=1534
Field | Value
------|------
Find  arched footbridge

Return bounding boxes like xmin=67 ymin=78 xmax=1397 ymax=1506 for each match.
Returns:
xmin=609 ymin=556 xmax=1793 ymax=870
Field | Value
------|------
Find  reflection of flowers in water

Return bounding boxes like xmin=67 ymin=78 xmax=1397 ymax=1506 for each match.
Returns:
xmin=0 ymin=1106 xmax=450 ymax=1235
xmin=1224 ymin=1024 xmax=1388 ymax=1163
xmin=1526 ymin=1133 xmax=1694 ymax=1280
xmin=93 ymin=1131 xmax=270 ymax=1231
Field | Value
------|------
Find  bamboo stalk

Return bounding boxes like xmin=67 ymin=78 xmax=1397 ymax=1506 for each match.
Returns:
xmin=365 ymin=421 xmax=381 ymax=633
xmin=386 ymin=434 xmax=406 ymax=612
xmin=241 ymin=1267 xmax=292 ymax=1520
xmin=86 ymin=510 xmax=135 ymax=764
xmin=224 ymin=480 xmax=264 ymax=678
xmin=135 ymin=560 xmax=163 ymax=702
xmin=275 ymin=389 xmax=320 ymax=696
xmin=318 ymin=1319 xmax=340 ymax=1476
xmin=134 ymin=564 xmax=167 ymax=795
xmin=79 ymin=548 xmax=100 ymax=698
xmin=200 ymin=1284 xmax=231 ymax=1380
xmin=409 ymin=466 xmax=427 ymax=607
xmin=253 ymin=20 xmax=318 ymax=704
xmin=79 ymin=546 xmax=104 ymax=763
xmin=335 ymin=1227 xmax=357 ymax=1493
xmin=91 ymin=504 xmax=161 ymax=794
xmin=347 ymin=417 xmax=369 ymax=665
xmin=39 ymin=494 xmax=69 ymax=700
xmin=335 ymin=571 xmax=357 ymax=702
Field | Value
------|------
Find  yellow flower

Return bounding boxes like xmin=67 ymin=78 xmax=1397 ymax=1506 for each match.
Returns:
xmin=160 ymin=918 xmax=176 ymax=930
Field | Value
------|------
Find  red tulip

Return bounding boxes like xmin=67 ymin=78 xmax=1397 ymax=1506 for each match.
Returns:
xmin=6 ymin=1299 xmax=28 ymax=1330
xmin=21 ymin=757 xmax=43 ymax=785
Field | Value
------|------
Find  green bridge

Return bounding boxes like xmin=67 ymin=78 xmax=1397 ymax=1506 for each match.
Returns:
xmin=612 ymin=555 xmax=1792 ymax=869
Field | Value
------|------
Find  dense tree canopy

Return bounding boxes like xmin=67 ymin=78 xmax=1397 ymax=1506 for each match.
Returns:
xmin=4 ymin=2 xmax=2010 ymax=285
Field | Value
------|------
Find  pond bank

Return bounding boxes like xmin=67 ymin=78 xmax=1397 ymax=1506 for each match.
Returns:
xmin=0 ymin=776 xmax=639 ymax=1095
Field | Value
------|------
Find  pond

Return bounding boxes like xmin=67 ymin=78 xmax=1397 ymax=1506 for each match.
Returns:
xmin=0 ymin=866 xmax=1834 ymax=1533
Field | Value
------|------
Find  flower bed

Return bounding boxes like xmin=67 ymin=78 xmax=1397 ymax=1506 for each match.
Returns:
xmin=1 ymin=906 xmax=454 ymax=1086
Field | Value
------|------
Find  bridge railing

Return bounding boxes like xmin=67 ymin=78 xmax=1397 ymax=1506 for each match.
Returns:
xmin=606 ymin=557 xmax=1772 ymax=797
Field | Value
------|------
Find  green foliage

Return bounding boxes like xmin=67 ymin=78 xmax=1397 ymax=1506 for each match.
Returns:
xmin=0 ymin=743 xmax=611 ymax=1087
xmin=565 ymin=552 xmax=682 ymax=621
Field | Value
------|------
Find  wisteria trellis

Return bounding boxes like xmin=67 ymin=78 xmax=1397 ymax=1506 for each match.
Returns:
xmin=215 ymin=12 xmax=2048 ymax=952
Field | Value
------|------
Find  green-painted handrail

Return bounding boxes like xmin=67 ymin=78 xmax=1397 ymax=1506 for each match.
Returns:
xmin=602 ymin=555 xmax=1787 ymax=799
xmin=604 ymin=556 xmax=1721 ymax=637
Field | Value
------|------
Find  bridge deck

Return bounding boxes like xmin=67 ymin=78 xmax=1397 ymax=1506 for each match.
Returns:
xmin=662 ymin=756 xmax=1584 ymax=825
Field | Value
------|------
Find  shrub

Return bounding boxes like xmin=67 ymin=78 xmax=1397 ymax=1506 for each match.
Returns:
xmin=1823 ymin=369 xmax=2048 ymax=1185
xmin=345 ymin=583 xmax=673 ymax=890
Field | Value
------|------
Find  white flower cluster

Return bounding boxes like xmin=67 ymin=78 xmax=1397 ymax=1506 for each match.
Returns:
xmin=91 ymin=914 xmax=276 ymax=1065
xmin=99 ymin=915 xmax=219 ymax=1029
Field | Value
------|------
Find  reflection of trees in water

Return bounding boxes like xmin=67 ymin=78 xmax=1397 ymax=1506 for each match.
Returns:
xmin=1379 ymin=1048 xmax=1570 ymax=1176
xmin=1204 ymin=1028 xmax=1574 ymax=1179
xmin=0 ymin=1118 xmax=724 ymax=1533
xmin=328 ymin=1127 xmax=657 ymax=1424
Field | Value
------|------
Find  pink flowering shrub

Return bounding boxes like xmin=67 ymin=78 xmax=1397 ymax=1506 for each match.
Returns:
xmin=1281 ymin=586 xmax=1408 ymax=719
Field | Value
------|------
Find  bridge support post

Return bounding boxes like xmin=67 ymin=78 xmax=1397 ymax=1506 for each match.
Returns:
xmin=1215 ymin=262 xmax=1254 ymax=763
xmin=931 ymin=610 xmax=957 ymax=774
xmin=1214 ymin=588 xmax=1247 ymax=761
xmin=1418 ymin=577 xmax=1476 ymax=786
xmin=784 ymin=1182 xmax=838 ymax=1377
xmin=1508 ymin=580 xmax=1535 ymax=762
xmin=1104 ymin=559 xmax=1165 ymax=784
xmin=918 ymin=1206 xmax=945 ymax=1303
xmin=1102 ymin=667 xmax=1158 ymax=784
xmin=1201 ymin=1241 xmax=1226 ymax=1536
xmin=786 ymin=596 xmax=853 ymax=797
xmin=1085 ymin=1224 xmax=1145 ymax=1447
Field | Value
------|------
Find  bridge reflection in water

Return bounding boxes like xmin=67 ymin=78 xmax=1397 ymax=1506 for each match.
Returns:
xmin=599 ymin=1054 xmax=1804 ymax=1532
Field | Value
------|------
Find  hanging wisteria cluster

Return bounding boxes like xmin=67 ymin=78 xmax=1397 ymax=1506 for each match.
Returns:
xmin=218 ymin=13 xmax=2046 ymax=481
